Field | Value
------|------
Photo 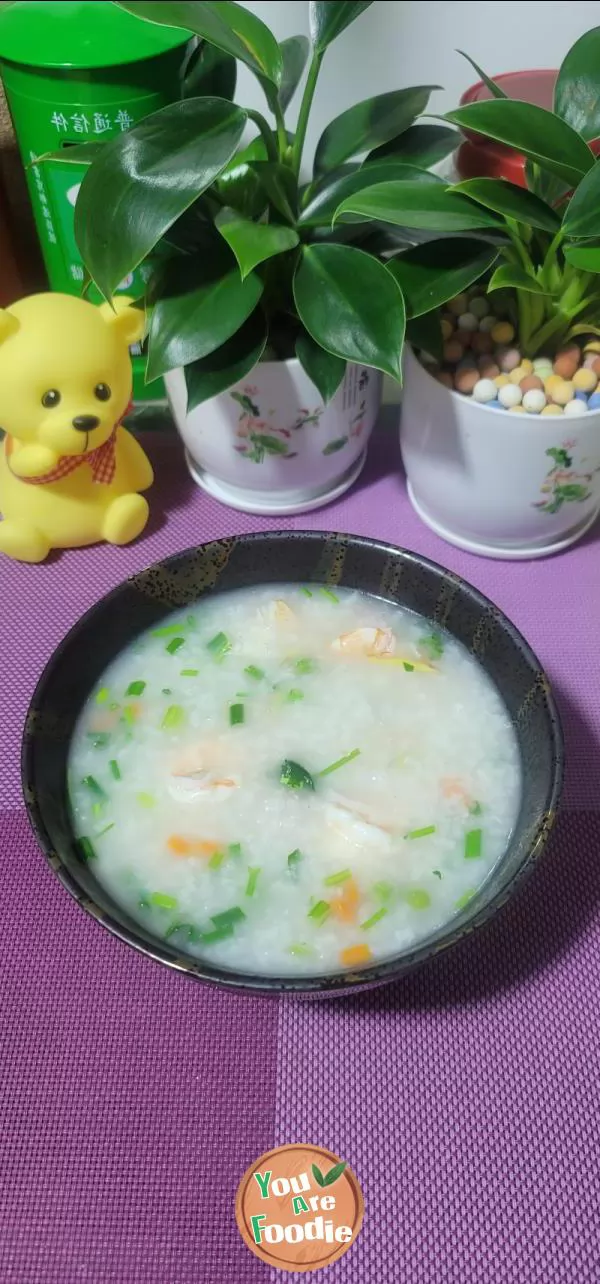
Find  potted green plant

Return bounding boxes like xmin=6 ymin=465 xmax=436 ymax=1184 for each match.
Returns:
xmin=331 ymin=30 xmax=600 ymax=556
xmin=63 ymin=0 xmax=457 ymax=515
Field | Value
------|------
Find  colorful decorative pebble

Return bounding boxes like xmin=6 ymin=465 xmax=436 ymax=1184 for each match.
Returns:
xmin=498 ymin=384 xmax=522 ymax=408
xmin=472 ymin=378 xmax=498 ymax=403
xmin=564 ymin=399 xmax=588 ymax=417
xmin=522 ymin=389 xmax=546 ymax=414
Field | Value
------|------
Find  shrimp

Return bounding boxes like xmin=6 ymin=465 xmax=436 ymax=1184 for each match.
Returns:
xmin=168 ymin=741 xmax=240 ymax=802
xmin=331 ymin=626 xmax=395 ymax=657
xmin=325 ymin=794 xmax=393 ymax=849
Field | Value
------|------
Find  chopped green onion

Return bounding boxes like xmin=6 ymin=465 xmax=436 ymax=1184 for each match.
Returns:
xmin=162 ymin=704 xmax=185 ymax=730
xmin=208 ymin=849 xmax=225 ymax=870
xmin=95 ymin=687 xmax=109 ymax=705
xmin=318 ymin=748 xmax=360 ymax=778
xmin=361 ymin=907 xmax=388 ymax=930
xmin=161 ymin=688 xmax=172 ymax=696
xmin=455 ymin=888 xmax=477 ymax=910
xmin=245 ymin=665 xmax=264 ymax=680
xmin=287 ymin=848 xmax=303 ymax=871
xmin=87 ymin=731 xmax=109 ymax=748
xmin=109 ymin=702 xmax=119 ymax=711
xmin=228 ymin=842 xmax=242 ymax=859
xmin=109 ymin=759 xmax=121 ymax=781
xmin=308 ymin=899 xmax=331 ymax=925
xmin=323 ymin=869 xmax=352 ymax=886
xmin=122 ymin=705 xmax=137 ymax=725
xmin=165 ymin=921 xmax=200 ymax=941
xmin=82 ymin=774 xmax=107 ymax=801
xmin=469 ymin=800 xmax=483 ymax=816
xmin=200 ymin=924 xmax=235 ymax=945
xmin=150 ymin=891 xmax=178 ymax=910
xmin=465 ymin=828 xmax=482 ymax=860
xmin=403 ymin=662 xmax=415 ymax=673
xmin=320 ymin=587 xmax=339 ymax=603
xmin=405 ymin=888 xmax=431 ymax=910
xmin=207 ymin=631 xmax=231 ymax=659
xmin=289 ymin=942 xmax=315 ymax=956
xmin=151 ymin=623 xmax=185 ymax=637
xmin=300 ymin=587 xmax=313 ymax=598
xmin=211 ymin=906 xmax=246 ymax=930
xmin=373 ymin=881 xmax=394 ymax=902
xmin=180 ymin=668 xmax=199 ymax=677
xmin=419 ymin=631 xmax=444 ymax=660
xmin=245 ymin=866 xmax=261 ymax=897
xmin=136 ymin=792 xmax=155 ymax=808
xmin=432 ymin=869 xmax=443 ymax=879
xmin=287 ymin=688 xmax=304 ymax=703
xmin=126 ymin=680 xmax=146 ymax=697
xmin=229 ymin=702 xmax=245 ymax=726
xmin=76 ymin=836 xmax=96 ymax=861
xmin=95 ymin=822 xmax=115 ymax=837
xmin=405 ymin=825 xmax=436 ymax=840
xmin=295 ymin=657 xmax=316 ymax=674
xmin=91 ymin=802 xmax=103 ymax=819
xmin=166 ymin=637 xmax=185 ymax=655
xmin=280 ymin=759 xmax=315 ymax=790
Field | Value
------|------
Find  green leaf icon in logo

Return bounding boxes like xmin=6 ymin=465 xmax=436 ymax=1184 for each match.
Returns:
xmin=312 ymin=1159 xmax=347 ymax=1187
xmin=312 ymin=1163 xmax=325 ymax=1187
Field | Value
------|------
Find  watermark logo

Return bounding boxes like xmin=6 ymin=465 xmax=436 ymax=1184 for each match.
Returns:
xmin=235 ymin=1143 xmax=364 ymax=1272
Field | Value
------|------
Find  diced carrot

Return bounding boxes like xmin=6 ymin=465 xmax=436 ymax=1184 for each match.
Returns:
xmin=340 ymin=943 xmax=372 ymax=967
xmin=330 ymin=877 xmax=360 ymax=923
xmin=167 ymin=835 xmax=192 ymax=855
xmin=167 ymin=835 xmax=223 ymax=858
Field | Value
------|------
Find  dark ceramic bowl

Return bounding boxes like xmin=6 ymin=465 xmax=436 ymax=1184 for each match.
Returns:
xmin=23 ymin=532 xmax=563 ymax=998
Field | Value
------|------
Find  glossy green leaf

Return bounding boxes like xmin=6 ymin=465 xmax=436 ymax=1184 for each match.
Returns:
xmin=314 ymin=86 xmax=439 ymax=175
xmin=367 ymin=123 xmax=458 ymax=168
xmin=184 ymin=309 xmax=267 ymax=409
xmin=117 ymin=1 xmax=282 ymax=86
xmin=147 ymin=248 xmax=263 ymax=380
xmin=524 ymin=160 xmax=571 ymax=209
xmin=279 ymin=35 xmax=309 ymax=112
xmin=296 ymin=330 xmax=346 ymax=402
xmin=452 ymin=177 xmax=560 ymax=232
xmin=182 ymin=39 xmax=237 ymax=100
xmin=564 ymin=241 xmax=600 ymax=272
xmin=216 ymin=210 xmax=299 ymax=278
xmin=334 ymin=180 xmax=503 ymax=231
xmin=487 ymin=265 xmax=548 ymax=295
xmin=75 ymin=97 xmax=246 ymax=298
xmin=250 ymin=161 xmax=297 ymax=222
xmin=293 ymin=243 xmax=405 ymax=379
xmin=309 ymin=1 xmax=373 ymax=53
xmin=387 ymin=238 xmax=499 ymax=318
xmin=456 ymin=51 xmax=508 ymax=99
xmin=563 ymin=162 xmax=600 ymax=239
xmin=406 ymin=312 xmax=443 ymax=363
xmin=299 ymin=161 xmax=439 ymax=228
xmin=216 ymin=135 xmax=268 ymax=219
xmin=555 ymin=27 xmax=600 ymax=140
xmin=445 ymin=100 xmax=594 ymax=186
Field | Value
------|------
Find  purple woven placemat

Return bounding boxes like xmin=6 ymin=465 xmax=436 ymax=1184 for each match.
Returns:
xmin=1 ymin=427 xmax=599 ymax=1283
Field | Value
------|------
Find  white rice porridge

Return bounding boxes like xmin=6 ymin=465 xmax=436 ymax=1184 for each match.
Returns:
xmin=68 ymin=584 xmax=521 ymax=975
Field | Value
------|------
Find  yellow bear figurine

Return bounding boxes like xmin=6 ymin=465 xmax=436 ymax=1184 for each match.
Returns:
xmin=0 ymin=292 xmax=153 ymax=562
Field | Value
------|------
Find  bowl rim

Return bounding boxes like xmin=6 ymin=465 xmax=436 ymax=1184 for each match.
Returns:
xmin=22 ymin=530 xmax=564 ymax=998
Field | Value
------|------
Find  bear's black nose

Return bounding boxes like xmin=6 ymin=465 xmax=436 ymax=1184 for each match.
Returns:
xmin=72 ymin=415 xmax=100 ymax=432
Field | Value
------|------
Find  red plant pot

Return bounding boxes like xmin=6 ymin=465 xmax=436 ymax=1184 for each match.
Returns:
xmin=456 ymin=69 xmax=557 ymax=187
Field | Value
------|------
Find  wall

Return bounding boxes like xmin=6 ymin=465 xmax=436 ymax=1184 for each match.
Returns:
xmin=240 ymin=1 xmax=600 ymax=170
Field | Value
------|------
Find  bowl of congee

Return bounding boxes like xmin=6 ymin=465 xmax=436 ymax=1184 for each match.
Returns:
xmin=23 ymin=532 xmax=563 ymax=997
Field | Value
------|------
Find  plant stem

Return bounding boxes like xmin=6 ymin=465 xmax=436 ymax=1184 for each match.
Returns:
xmin=542 ymin=226 xmax=564 ymax=290
xmin=273 ymin=101 xmax=288 ymax=160
xmin=246 ymin=109 xmax=279 ymax=163
xmin=292 ymin=52 xmax=322 ymax=177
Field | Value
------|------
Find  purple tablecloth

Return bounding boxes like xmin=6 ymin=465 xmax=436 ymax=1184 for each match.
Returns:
xmin=2 ymin=427 xmax=599 ymax=1283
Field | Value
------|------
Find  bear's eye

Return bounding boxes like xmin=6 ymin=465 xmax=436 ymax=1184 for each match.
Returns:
xmin=41 ymin=389 xmax=61 ymax=409
xmin=94 ymin=383 xmax=111 ymax=402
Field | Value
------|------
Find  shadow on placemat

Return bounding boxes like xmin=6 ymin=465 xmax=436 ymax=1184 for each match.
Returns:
xmin=317 ymin=687 xmax=599 ymax=1013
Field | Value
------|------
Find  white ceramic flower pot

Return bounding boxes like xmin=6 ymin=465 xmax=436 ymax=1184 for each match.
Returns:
xmin=400 ymin=345 xmax=600 ymax=559
xmin=165 ymin=357 xmax=382 ymax=515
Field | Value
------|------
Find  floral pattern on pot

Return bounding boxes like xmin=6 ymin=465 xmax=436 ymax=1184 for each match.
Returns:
xmin=230 ymin=375 xmax=370 ymax=464
xmin=533 ymin=443 xmax=600 ymax=515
